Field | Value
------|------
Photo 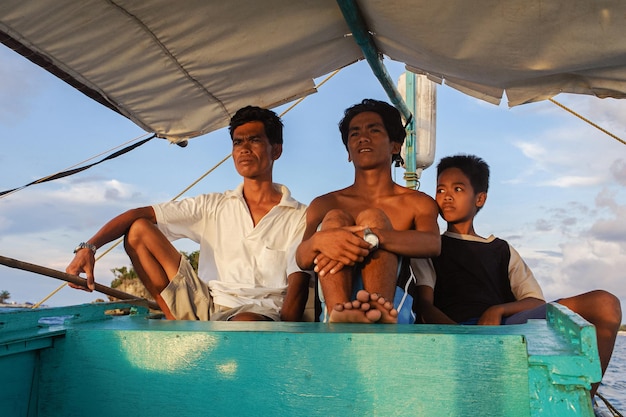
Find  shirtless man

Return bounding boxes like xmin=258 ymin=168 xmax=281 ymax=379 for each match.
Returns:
xmin=296 ymin=99 xmax=440 ymax=323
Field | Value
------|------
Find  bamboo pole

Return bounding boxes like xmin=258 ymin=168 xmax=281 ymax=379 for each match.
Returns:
xmin=0 ymin=255 xmax=160 ymax=311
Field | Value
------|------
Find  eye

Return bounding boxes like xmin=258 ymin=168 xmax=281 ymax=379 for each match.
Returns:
xmin=454 ymin=186 xmax=463 ymax=192
xmin=232 ymin=139 xmax=242 ymax=146
xmin=436 ymin=188 xmax=444 ymax=194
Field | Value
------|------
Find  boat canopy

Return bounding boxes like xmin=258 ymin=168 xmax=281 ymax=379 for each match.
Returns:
xmin=2 ymin=0 xmax=626 ymax=142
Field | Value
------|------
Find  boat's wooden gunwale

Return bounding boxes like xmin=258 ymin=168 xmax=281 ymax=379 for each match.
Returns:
xmin=0 ymin=301 xmax=600 ymax=417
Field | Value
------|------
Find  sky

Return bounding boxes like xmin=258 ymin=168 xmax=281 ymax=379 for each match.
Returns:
xmin=0 ymin=44 xmax=624 ymax=316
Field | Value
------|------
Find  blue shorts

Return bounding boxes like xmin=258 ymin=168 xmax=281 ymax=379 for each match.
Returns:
xmin=317 ymin=257 xmax=417 ymax=324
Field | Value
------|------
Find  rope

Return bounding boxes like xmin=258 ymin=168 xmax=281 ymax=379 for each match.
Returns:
xmin=32 ymin=282 xmax=66 ymax=309
xmin=30 ymin=68 xmax=344 ymax=307
xmin=549 ymin=98 xmax=626 ymax=146
xmin=279 ymin=69 xmax=341 ymax=115
xmin=0 ymin=133 xmax=156 ymax=198
xmin=595 ymin=392 xmax=624 ymax=417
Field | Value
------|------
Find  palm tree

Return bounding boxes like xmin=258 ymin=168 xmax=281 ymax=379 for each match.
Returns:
xmin=0 ymin=290 xmax=10 ymax=303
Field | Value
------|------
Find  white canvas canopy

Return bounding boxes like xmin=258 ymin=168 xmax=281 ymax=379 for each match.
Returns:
xmin=2 ymin=0 xmax=626 ymax=142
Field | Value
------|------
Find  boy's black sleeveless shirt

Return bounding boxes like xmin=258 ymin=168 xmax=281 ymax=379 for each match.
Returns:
xmin=432 ymin=234 xmax=516 ymax=323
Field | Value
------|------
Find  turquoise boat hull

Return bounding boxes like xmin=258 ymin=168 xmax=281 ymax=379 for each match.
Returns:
xmin=1 ymin=302 xmax=600 ymax=416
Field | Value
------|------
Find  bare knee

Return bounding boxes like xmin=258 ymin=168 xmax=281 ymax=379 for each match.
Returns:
xmin=124 ymin=218 xmax=156 ymax=252
xmin=561 ymin=289 xmax=622 ymax=328
xmin=592 ymin=290 xmax=622 ymax=327
xmin=321 ymin=209 xmax=354 ymax=229
xmin=230 ymin=312 xmax=273 ymax=321
xmin=356 ymin=208 xmax=392 ymax=229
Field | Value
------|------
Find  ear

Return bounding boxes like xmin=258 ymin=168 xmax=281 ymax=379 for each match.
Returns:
xmin=391 ymin=141 xmax=402 ymax=156
xmin=475 ymin=192 xmax=487 ymax=208
xmin=271 ymin=143 xmax=283 ymax=160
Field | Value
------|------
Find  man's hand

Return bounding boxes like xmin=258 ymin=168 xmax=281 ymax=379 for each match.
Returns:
xmin=314 ymin=254 xmax=343 ymax=276
xmin=66 ymin=249 xmax=96 ymax=291
xmin=477 ymin=305 xmax=505 ymax=325
xmin=313 ymin=226 xmax=371 ymax=276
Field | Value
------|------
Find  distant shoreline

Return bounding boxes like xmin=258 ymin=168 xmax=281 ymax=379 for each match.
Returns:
xmin=0 ymin=303 xmax=34 ymax=309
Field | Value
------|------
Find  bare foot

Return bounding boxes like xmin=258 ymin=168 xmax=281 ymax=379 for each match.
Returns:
xmin=329 ymin=302 xmax=382 ymax=323
xmin=329 ymin=290 xmax=392 ymax=323
xmin=329 ymin=290 xmax=381 ymax=323
xmin=368 ymin=292 xmax=398 ymax=324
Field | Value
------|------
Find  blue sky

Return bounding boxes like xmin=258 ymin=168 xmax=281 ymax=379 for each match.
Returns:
xmin=0 ymin=44 xmax=624 ymax=314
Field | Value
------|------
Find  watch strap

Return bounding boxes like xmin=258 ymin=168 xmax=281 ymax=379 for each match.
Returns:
xmin=74 ymin=242 xmax=97 ymax=254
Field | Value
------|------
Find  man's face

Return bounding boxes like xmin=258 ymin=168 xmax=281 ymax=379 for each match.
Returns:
xmin=346 ymin=111 xmax=400 ymax=166
xmin=231 ymin=121 xmax=281 ymax=179
xmin=436 ymin=167 xmax=485 ymax=224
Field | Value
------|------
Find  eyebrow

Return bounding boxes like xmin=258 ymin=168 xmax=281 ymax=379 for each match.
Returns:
xmin=437 ymin=181 xmax=467 ymax=187
xmin=232 ymin=134 xmax=261 ymax=141
xmin=349 ymin=121 xmax=385 ymax=131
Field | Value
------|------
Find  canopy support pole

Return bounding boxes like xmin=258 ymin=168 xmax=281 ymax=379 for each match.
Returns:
xmin=403 ymin=71 xmax=418 ymax=189
xmin=335 ymin=0 xmax=418 ymax=188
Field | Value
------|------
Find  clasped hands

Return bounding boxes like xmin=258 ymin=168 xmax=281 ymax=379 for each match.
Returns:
xmin=313 ymin=225 xmax=376 ymax=277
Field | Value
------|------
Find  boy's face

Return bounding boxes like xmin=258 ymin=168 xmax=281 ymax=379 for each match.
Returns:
xmin=346 ymin=111 xmax=401 ymax=165
xmin=436 ymin=167 xmax=486 ymax=224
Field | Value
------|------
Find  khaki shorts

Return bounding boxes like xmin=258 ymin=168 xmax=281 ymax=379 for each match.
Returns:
xmin=160 ymin=257 xmax=280 ymax=321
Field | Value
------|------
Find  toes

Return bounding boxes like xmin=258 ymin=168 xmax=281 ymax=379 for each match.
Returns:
xmin=365 ymin=309 xmax=382 ymax=322
xmin=356 ymin=290 xmax=371 ymax=303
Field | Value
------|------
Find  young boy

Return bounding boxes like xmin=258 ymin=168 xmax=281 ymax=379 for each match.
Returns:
xmin=414 ymin=154 xmax=621 ymax=396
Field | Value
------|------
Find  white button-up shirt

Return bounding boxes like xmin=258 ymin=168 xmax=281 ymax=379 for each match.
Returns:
xmin=153 ymin=183 xmax=307 ymax=311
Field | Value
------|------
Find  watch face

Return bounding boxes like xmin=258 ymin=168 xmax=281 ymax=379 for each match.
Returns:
xmin=364 ymin=232 xmax=379 ymax=248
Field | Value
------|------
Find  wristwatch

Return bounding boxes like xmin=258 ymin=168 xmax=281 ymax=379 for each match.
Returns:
xmin=363 ymin=228 xmax=379 ymax=250
xmin=74 ymin=242 xmax=97 ymax=254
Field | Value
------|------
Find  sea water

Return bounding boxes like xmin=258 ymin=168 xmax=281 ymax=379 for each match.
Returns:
xmin=596 ymin=333 xmax=626 ymax=414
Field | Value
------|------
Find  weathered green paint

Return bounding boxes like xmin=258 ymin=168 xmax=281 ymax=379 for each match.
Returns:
xmin=0 ymin=302 xmax=600 ymax=417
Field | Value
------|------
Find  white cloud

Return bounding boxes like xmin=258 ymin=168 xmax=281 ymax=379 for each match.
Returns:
xmin=517 ymin=180 xmax=626 ymax=310
xmin=539 ymin=175 xmax=603 ymax=187
xmin=0 ymin=178 xmax=147 ymax=238
xmin=610 ymin=159 xmax=626 ymax=186
xmin=510 ymin=96 xmax=625 ymax=191
xmin=50 ymin=178 xmax=141 ymax=205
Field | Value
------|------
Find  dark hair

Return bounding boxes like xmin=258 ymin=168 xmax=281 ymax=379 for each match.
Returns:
xmin=338 ymin=99 xmax=406 ymax=160
xmin=437 ymin=154 xmax=490 ymax=194
xmin=229 ymin=106 xmax=284 ymax=145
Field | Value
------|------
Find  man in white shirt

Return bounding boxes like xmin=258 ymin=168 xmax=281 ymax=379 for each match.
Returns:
xmin=66 ymin=106 xmax=309 ymax=321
